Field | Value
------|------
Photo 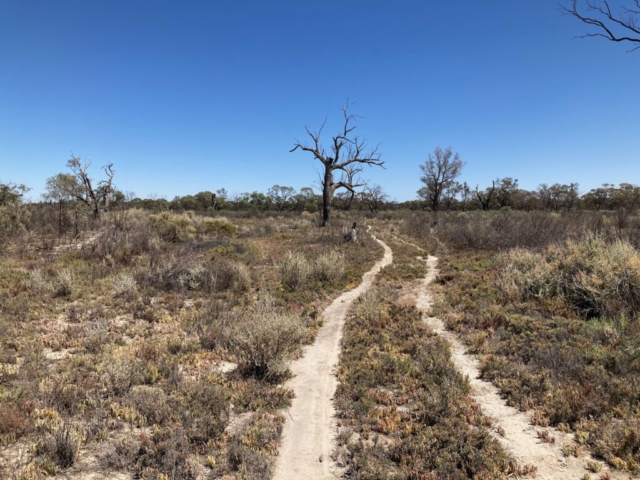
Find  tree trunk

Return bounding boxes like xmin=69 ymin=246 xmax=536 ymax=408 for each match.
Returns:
xmin=322 ymin=169 xmax=333 ymax=226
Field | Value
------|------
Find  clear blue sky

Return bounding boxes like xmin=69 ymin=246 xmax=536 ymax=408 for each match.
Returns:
xmin=1 ymin=1 xmax=638 ymax=202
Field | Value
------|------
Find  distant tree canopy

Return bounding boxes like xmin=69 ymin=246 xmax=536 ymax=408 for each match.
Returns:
xmin=0 ymin=181 xmax=31 ymax=237
xmin=418 ymin=147 xmax=465 ymax=213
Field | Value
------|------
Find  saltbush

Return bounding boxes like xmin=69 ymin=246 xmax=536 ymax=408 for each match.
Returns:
xmin=278 ymin=251 xmax=311 ymax=292
xmin=149 ymin=212 xmax=195 ymax=243
xmin=497 ymin=234 xmax=640 ymax=318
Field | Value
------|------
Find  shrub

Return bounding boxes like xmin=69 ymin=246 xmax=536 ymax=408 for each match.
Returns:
xmin=38 ymin=424 xmax=81 ymax=469
xmin=178 ymin=380 xmax=229 ymax=444
xmin=28 ymin=269 xmax=53 ymax=294
xmin=149 ymin=212 xmax=196 ymax=243
xmin=356 ymin=288 xmax=383 ymax=322
xmin=54 ymin=269 xmax=76 ymax=298
xmin=0 ymin=405 xmax=28 ymax=441
xmin=178 ymin=264 xmax=212 ymax=291
xmin=313 ymin=250 xmax=345 ymax=283
xmin=200 ymin=217 xmax=238 ymax=237
xmin=228 ymin=296 xmax=305 ymax=378
xmin=279 ymin=251 xmax=310 ymax=292
xmin=495 ymin=248 xmax=555 ymax=300
xmin=497 ymin=234 xmax=640 ymax=318
xmin=128 ymin=385 xmax=171 ymax=426
xmin=113 ymin=273 xmax=137 ymax=297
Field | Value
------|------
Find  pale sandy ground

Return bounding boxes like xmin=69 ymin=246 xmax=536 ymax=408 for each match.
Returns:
xmin=273 ymin=234 xmax=393 ymax=480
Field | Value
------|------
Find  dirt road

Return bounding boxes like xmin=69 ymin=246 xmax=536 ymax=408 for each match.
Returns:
xmin=273 ymin=235 xmax=392 ymax=480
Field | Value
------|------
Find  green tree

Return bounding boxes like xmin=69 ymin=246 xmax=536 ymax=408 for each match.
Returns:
xmin=418 ymin=147 xmax=465 ymax=213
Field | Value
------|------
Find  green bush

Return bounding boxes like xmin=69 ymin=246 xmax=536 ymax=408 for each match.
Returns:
xmin=200 ymin=217 xmax=238 ymax=237
xmin=149 ymin=212 xmax=195 ymax=243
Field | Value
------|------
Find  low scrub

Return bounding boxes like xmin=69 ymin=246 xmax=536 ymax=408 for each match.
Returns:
xmin=334 ymin=238 xmax=528 ymax=478
xmin=497 ymin=234 xmax=640 ymax=318
xmin=313 ymin=250 xmax=345 ymax=283
xmin=279 ymin=251 xmax=311 ymax=292
xmin=227 ymin=296 xmax=305 ymax=379
xmin=149 ymin=211 xmax=196 ymax=243
xmin=197 ymin=296 xmax=305 ymax=379
xmin=199 ymin=217 xmax=238 ymax=237
xmin=438 ymin=248 xmax=640 ymax=471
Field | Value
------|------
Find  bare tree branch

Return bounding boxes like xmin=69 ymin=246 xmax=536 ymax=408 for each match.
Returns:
xmin=560 ymin=0 xmax=640 ymax=51
xmin=291 ymin=102 xmax=385 ymax=225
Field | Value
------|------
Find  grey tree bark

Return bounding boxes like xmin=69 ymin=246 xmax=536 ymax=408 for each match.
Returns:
xmin=291 ymin=102 xmax=384 ymax=226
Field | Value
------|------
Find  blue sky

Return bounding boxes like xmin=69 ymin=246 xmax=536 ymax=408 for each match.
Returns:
xmin=1 ymin=1 xmax=638 ymax=202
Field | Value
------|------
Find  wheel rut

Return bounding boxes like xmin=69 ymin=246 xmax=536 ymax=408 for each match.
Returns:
xmin=273 ymin=234 xmax=392 ymax=480
xmin=411 ymin=246 xmax=628 ymax=480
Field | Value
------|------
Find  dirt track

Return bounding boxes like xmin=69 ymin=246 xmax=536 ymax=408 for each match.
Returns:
xmin=273 ymin=235 xmax=392 ymax=480
xmin=415 ymin=253 xmax=628 ymax=480
xmin=275 ymin=232 xmax=629 ymax=479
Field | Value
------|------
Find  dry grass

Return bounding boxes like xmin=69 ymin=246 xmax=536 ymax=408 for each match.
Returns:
xmin=0 ymin=211 xmax=382 ymax=478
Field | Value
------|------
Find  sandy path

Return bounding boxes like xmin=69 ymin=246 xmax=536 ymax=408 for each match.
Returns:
xmin=273 ymin=235 xmax=393 ymax=480
xmin=413 ymin=250 xmax=628 ymax=480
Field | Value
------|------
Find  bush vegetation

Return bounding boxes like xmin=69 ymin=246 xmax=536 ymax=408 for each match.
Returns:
xmin=0 ymin=209 xmax=381 ymax=478
xmin=424 ymin=210 xmax=640 ymax=472
xmin=334 ymin=231 xmax=535 ymax=478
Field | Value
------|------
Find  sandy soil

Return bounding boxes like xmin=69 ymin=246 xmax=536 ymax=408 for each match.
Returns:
xmin=273 ymin=235 xmax=393 ymax=480
xmin=414 ymin=252 xmax=630 ymax=480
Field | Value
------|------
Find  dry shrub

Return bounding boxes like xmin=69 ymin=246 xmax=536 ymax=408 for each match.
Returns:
xmin=199 ymin=217 xmax=238 ymax=236
xmin=113 ymin=272 xmax=137 ymax=297
xmin=495 ymin=248 xmax=555 ymax=299
xmin=554 ymin=235 xmax=640 ymax=318
xmin=136 ymin=428 xmax=199 ymax=480
xmin=128 ymin=385 xmax=171 ymax=426
xmin=313 ymin=250 xmax=345 ymax=283
xmin=278 ymin=251 xmax=310 ymax=292
xmin=0 ymin=405 xmax=28 ymax=441
xmin=497 ymin=234 xmax=640 ymax=318
xmin=593 ymin=418 xmax=640 ymax=470
xmin=53 ymin=269 xmax=76 ymax=298
xmin=228 ymin=296 xmax=305 ymax=379
xmin=433 ymin=211 xmax=574 ymax=251
xmin=226 ymin=413 xmax=283 ymax=479
xmin=137 ymin=258 xmax=250 ymax=294
xmin=103 ymin=353 xmax=146 ymax=396
xmin=38 ymin=424 xmax=82 ymax=469
xmin=356 ymin=288 xmax=383 ymax=322
xmin=212 ymin=261 xmax=251 ymax=292
xmin=28 ymin=269 xmax=53 ymax=295
xmin=178 ymin=380 xmax=229 ymax=444
xmin=149 ymin=211 xmax=196 ymax=243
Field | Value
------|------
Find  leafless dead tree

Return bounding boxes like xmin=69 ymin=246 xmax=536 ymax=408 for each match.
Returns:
xmin=560 ymin=0 xmax=640 ymax=51
xmin=290 ymin=102 xmax=384 ymax=226
xmin=476 ymin=181 xmax=496 ymax=211
xmin=359 ymin=184 xmax=389 ymax=213
xmin=66 ymin=155 xmax=116 ymax=219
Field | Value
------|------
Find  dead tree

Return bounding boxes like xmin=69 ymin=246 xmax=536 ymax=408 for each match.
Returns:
xmin=66 ymin=155 xmax=116 ymax=219
xmin=476 ymin=181 xmax=496 ymax=211
xmin=560 ymin=0 xmax=640 ymax=51
xmin=291 ymin=102 xmax=384 ymax=226
xmin=359 ymin=184 xmax=389 ymax=213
